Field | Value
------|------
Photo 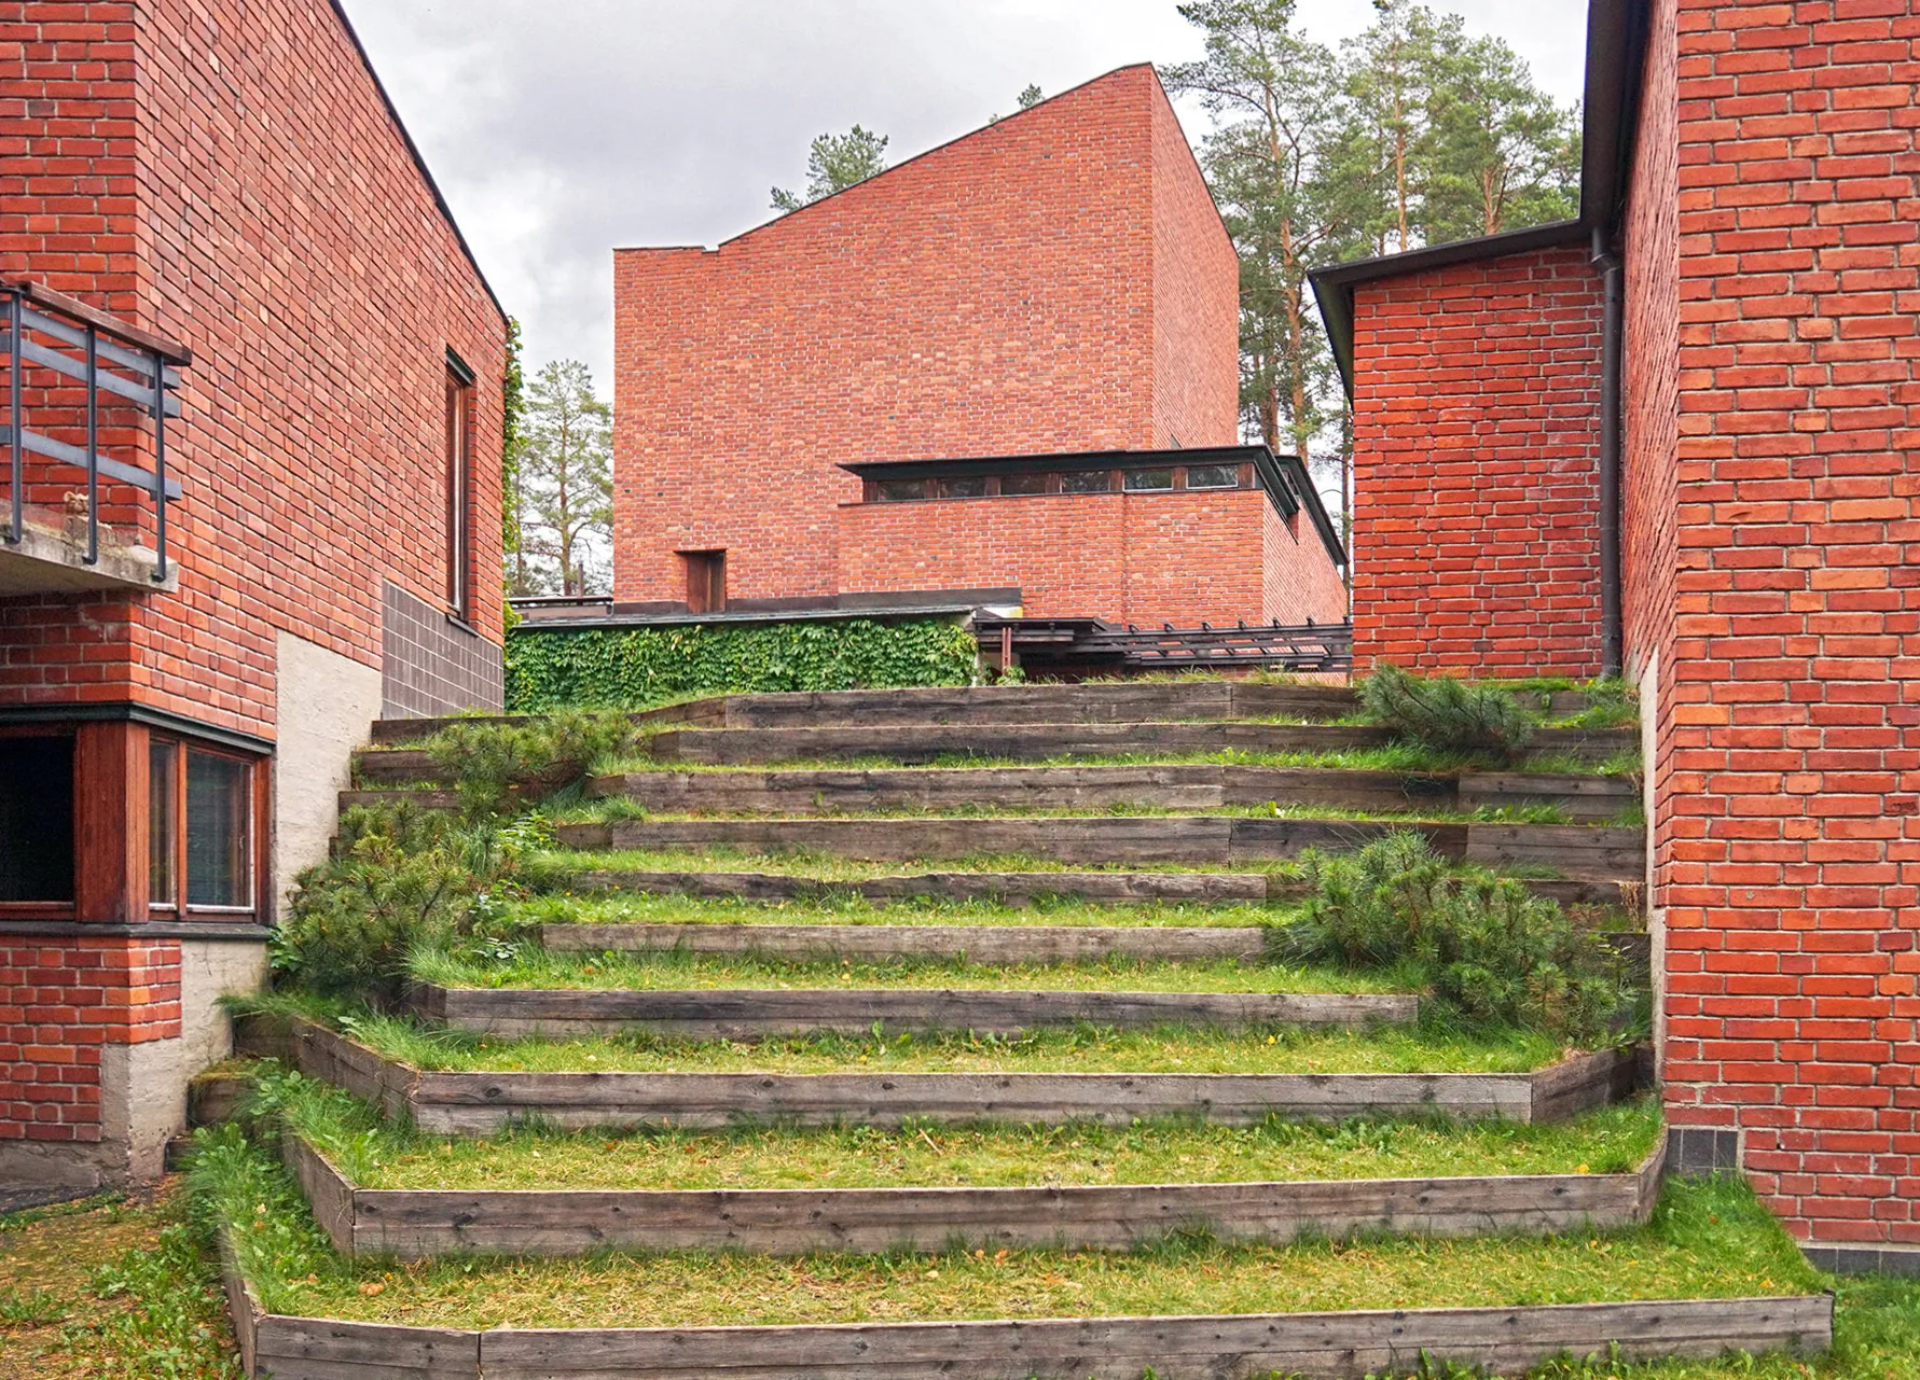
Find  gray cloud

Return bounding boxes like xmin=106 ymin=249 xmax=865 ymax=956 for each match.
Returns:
xmin=339 ymin=0 xmax=1587 ymax=389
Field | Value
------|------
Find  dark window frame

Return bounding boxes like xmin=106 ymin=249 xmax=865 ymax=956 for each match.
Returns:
xmin=446 ymin=352 xmax=476 ymax=623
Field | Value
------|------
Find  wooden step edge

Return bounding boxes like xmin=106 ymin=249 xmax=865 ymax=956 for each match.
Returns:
xmin=284 ymin=1129 xmax=1670 ymax=1262
xmin=540 ymin=921 xmax=1271 ymax=963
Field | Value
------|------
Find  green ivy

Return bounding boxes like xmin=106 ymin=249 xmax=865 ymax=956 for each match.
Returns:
xmin=504 ymin=616 xmax=979 ymax=712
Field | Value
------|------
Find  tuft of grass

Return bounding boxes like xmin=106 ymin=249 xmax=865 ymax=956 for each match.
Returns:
xmin=516 ymin=890 xmax=1287 ymax=930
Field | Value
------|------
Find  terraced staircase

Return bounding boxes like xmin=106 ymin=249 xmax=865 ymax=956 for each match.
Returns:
xmin=217 ymin=681 xmax=1834 ymax=1379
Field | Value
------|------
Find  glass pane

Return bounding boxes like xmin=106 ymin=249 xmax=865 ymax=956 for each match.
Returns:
xmin=1125 ymin=468 xmax=1174 ymax=491
xmin=940 ymin=476 xmax=989 ymax=499
xmin=149 ymin=741 xmax=177 ymax=908
xmin=876 ymin=479 xmax=927 ymax=502
xmin=0 ymin=737 xmax=74 ymax=903
xmin=1060 ymin=470 xmax=1113 ymax=494
xmin=1186 ymin=464 xmax=1239 ymax=489
xmin=187 ymin=750 xmax=252 ymax=909
xmin=1000 ymin=471 xmax=1049 ymax=496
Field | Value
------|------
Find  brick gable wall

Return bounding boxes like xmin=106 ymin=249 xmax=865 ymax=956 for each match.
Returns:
xmin=1347 ymin=245 xmax=1607 ymax=675
xmin=613 ymin=64 xmax=1270 ymax=623
xmin=1660 ymin=0 xmax=1920 ymax=1249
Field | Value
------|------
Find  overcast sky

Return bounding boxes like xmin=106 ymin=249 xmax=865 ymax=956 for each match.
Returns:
xmin=337 ymin=1 xmax=1589 ymax=390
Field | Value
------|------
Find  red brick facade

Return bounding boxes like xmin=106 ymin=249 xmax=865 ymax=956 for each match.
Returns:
xmin=611 ymin=65 xmax=1342 ymax=626
xmin=1347 ymin=245 xmax=1607 ymax=677
xmin=1653 ymin=0 xmax=1920 ymax=1251
xmin=0 ymin=0 xmax=507 ymax=1181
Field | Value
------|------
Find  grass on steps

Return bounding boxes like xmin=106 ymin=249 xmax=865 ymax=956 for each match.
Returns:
xmin=202 ymin=1131 xmax=1810 ymax=1331
xmin=287 ymin=1075 xmax=1664 ymax=1192
xmin=406 ymin=946 xmax=1409 ymax=996
xmin=553 ymin=798 xmax=1587 ymax=826
xmin=334 ymin=1009 xmax=1572 ymax=1076
xmin=517 ymin=891 xmax=1288 ymax=930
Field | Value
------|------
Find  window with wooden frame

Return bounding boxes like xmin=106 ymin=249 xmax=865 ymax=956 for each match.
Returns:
xmin=684 ymin=550 xmax=728 ymax=614
xmin=445 ymin=352 xmax=476 ymax=623
xmin=148 ymin=739 xmax=262 ymax=917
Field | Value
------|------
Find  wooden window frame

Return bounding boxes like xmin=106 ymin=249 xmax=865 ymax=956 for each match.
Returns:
xmin=147 ymin=736 xmax=268 ymax=921
xmin=446 ymin=353 xmax=476 ymax=624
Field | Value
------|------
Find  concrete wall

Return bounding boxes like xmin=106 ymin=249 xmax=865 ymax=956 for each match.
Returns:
xmin=275 ymin=631 xmax=384 ymax=910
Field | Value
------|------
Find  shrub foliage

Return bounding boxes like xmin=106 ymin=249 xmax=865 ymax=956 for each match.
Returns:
xmin=505 ymin=616 xmax=979 ymax=712
xmin=1357 ymin=664 xmax=1535 ymax=756
xmin=1279 ymin=832 xmax=1631 ymax=1042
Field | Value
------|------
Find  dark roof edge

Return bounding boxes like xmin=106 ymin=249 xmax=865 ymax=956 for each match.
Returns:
xmin=1310 ymin=0 xmax=1648 ymax=392
xmin=325 ymin=0 xmax=508 ymax=325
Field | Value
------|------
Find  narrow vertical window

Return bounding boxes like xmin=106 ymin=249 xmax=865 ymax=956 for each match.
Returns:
xmin=149 ymin=740 xmax=178 ymax=910
xmin=185 ymin=749 xmax=252 ymax=910
xmin=446 ymin=353 xmax=475 ymax=622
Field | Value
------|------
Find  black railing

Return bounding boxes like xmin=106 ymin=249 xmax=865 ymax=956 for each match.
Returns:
xmin=1 ymin=277 xmax=188 ymax=581
xmin=976 ymin=616 xmax=1354 ymax=674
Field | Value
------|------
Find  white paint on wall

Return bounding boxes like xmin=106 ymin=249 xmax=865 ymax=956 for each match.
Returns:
xmin=273 ymin=631 xmax=383 ymax=913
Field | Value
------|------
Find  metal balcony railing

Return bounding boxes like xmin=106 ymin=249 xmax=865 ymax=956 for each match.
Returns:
xmin=1 ymin=276 xmax=188 ymax=582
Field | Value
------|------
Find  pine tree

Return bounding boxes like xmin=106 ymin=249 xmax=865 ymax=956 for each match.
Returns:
xmin=771 ymin=126 xmax=890 ymax=212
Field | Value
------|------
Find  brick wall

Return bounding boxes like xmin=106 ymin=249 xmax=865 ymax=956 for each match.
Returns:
xmin=1348 ymin=244 xmax=1606 ymax=676
xmin=0 ymin=0 xmax=508 ymax=738
xmin=1660 ymin=0 xmax=1920 ymax=1251
xmin=0 ymin=937 xmax=178 ymax=1146
xmin=613 ymin=64 xmax=1239 ymax=616
xmin=1262 ymin=501 xmax=1349 ymax=626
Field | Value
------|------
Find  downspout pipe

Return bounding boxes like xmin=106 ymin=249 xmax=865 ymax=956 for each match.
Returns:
xmin=1592 ymin=225 xmax=1624 ymax=681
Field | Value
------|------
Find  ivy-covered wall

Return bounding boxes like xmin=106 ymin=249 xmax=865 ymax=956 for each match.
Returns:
xmin=505 ymin=616 xmax=980 ymax=712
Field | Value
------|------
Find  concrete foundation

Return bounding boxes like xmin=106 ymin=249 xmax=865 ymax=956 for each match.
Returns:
xmin=274 ymin=630 xmax=383 ymax=913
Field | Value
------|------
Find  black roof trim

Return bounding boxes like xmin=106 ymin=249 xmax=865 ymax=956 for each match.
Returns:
xmin=1309 ymin=0 xmax=1648 ymax=393
xmin=325 ymin=1 xmax=508 ymax=324
xmin=840 ymin=445 xmax=1347 ymax=569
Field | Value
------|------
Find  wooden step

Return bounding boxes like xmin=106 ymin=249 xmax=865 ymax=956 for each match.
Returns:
xmin=553 ymin=816 xmax=1646 ymax=882
xmin=579 ymin=764 xmax=1636 ymax=822
xmin=406 ymin=983 xmax=1416 ymax=1041
xmin=542 ymin=921 xmax=1271 ymax=964
xmin=249 ymin=1017 xmax=1641 ymax=1134
xmin=287 ymin=1128 xmax=1668 ymax=1260
xmin=226 ymin=1274 xmax=1832 ymax=1380
xmin=547 ymin=868 xmax=1640 ymax=914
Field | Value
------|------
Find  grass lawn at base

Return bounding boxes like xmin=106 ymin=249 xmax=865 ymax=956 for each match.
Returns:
xmin=338 ymin=1010 xmax=1577 ymax=1076
xmin=408 ymin=946 xmax=1408 ymax=996
xmin=0 ymin=1185 xmax=238 ymax=1379
xmin=517 ymin=891 xmax=1290 ymax=930
xmin=222 ymin=1160 xmax=1813 ymax=1332
xmin=290 ymin=1080 xmax=1663 ymax=1191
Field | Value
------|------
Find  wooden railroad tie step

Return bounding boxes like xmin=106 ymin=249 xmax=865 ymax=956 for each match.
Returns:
xmin=404 ymin=984 xmax=1418 ymax=1042
xmin=543 ymin=921 xmax=1272 ymax=963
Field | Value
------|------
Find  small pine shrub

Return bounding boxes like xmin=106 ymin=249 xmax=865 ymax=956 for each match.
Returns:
xmin=1358 ymin=664 xmax=1535 ymax=757
xmin=271 ymin=803 xmax=531 ymax=1002
xmin=1279 ymin=831 xmax=1631 ymax=1043
xmin=425 ymin=710 xmax=633 ymax=819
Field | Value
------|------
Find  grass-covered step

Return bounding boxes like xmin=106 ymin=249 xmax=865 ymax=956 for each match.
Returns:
xmin=576 ymin=764 xmax=1637 ymax=823
xmin=214 ymin=1154 xmax=1828 ymax=1380
xmin=554 ymin=816 xmax=1646 ymax=882
xmin=643 ymin=722 xmax=1637 ymax=768
xmin=405 ymin=982 xmax=1416 ymax=1042
xmin=280 ymin=1089 xmax=1668 ymax=1259
xmin=245 ymin=1014 xmax=1638 ymax=1133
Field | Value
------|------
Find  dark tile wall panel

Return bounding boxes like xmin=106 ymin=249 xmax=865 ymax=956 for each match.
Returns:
xmin=381 ymin=582 xmax=503 ymax=719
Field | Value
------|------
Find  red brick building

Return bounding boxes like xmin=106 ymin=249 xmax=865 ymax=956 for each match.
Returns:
xmin=1319 ymin=0 xmax=1920 ymax=1271
xmin=0 ymin=1 xmax=508 ymax=1188
xmin=612 ymin=64 xmax=1347 ymax=631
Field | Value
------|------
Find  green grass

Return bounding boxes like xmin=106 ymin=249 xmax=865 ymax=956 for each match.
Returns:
xmin=221 ymin=1163 xmax=1814 ymax=1331
xmin=407 ymin=945 xmax=1408 ymax=996
xmin=292 ymin=1080 xmax=1663 ymax=1192
xmin=524 ymin=844 xmax=1302 ymax=881
xmin=517 ymin=891 xmax=1287 ymax=930
xmin=554 ymin=798 xmax=1580 ymax=827
xmin=337 ymin=1011 xmax=1571 ymax=1077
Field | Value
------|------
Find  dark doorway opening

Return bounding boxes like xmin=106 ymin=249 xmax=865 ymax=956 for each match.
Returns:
xmin=684 ymin=550 xmax=728 ymax=614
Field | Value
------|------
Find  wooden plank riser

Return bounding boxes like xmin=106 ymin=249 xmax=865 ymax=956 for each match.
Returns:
xmin=238 ymin=1295 xmax=1830 ymax=1380
xmin=542 ymin=923 xmax=1271 ymax=963
xmin=410 ymin=985 xmax=1417 ymax=1042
